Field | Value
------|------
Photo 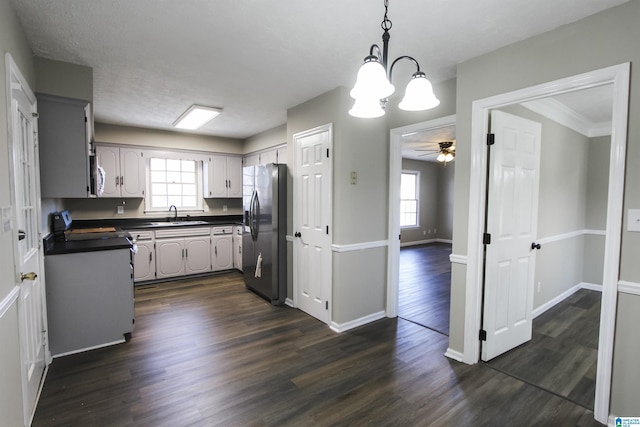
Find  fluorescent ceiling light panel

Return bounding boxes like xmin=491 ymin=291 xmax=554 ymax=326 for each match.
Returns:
xmin=173 ymin=105 xmax=222 ymax=130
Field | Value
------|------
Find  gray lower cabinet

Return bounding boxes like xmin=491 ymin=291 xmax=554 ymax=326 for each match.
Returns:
xmin=45 ymin=248 xmax=134 ymax=356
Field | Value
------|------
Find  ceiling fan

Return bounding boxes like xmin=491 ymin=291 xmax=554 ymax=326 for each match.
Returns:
xmin=417 ymin=141 xmax=455 ymax=162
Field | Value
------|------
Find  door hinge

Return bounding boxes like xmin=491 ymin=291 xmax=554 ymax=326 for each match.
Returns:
xmin=479 ymin=329 xmax=487 ymax=341
xmin=483 ymin=233 xmax=491 ymax=245
xmin=32 ymin=112 xmax=39 ymax=118
xmin=487 ymin=133 xmax=495 ymax=146
xmin=399 ymin=234 xmax=401 ymax=241
xmin=326 ymin=301 xmax=329 ymax=310
xmin=326 ymin=148 xmax=330 ymax=158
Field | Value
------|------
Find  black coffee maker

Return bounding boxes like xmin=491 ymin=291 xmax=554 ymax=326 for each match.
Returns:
xmin=50 ymin=210 xmax=72 ymax=241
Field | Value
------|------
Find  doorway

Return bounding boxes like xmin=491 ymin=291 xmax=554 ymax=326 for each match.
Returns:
xmin=463 ymin=63 xmax=629 ymax=423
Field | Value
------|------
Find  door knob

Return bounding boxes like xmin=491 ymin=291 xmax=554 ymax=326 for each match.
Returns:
xmin=294 ymin=232 xmax=301 ymax=238
xmin=531 ymin=242 xmax=541 ymax=250
xmin=21 ymin=272 xmax=37 ymax=282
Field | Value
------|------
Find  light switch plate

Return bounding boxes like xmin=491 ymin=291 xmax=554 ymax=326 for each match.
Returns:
xmin=628 ymin=209 xmax=640 ymax=232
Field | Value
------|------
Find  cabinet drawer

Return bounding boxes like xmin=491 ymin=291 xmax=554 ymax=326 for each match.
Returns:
xmin=129 ymin=229 xmax=154 ymax=241
xmin=212 ymin=226 xmax=233 ymax=235
xmin=156 ymin=227 xmax=211 ymax=238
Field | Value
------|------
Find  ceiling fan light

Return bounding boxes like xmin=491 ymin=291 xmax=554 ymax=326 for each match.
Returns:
xmin=349 ymin=96 xmax=385 ymax=118
xmin=444 ymin=152 xmax=454 ymax=162
xmin=350 ymin=57 xmax=395 ymax=100
xmin=436 ymin=152 xmax=446 ymax=162
xmin=398 ymin=73 xmax=440 ymax=111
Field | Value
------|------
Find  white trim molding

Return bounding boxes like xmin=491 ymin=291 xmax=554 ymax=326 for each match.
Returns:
xmin=332 ymin=240 xmax=388 ymax=253
xmin=618 ymin=280 xmax=640 ymax=296
xmin=330 ymin=311 xmax=386 ymax=333
xmin=285 ymin=298 xmax=294 ymax=307
xmin=521 ymin=96 xmax=612 ymax=138
xmin=449 ymin=254 xmax=468 ymax=265
xmin=0 ymin=286 xmax=20 ymax=319
xmin=444 ymin=348 xmax=464 ymax=362
xmin=532 ymin=282 xmax=602 ymax=319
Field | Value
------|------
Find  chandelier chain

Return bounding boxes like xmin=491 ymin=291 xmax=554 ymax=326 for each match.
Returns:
xmin=381 ymin=0 xmax=392 ymax=32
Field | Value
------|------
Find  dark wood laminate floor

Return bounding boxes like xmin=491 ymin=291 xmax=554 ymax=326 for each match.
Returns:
xmin=33 ymin=272 xmax=603 ymax=426
xmin=399 ymin=243 xmax=451 ymax=335
xmin=487 ymin=289 xmax=601 ymax=410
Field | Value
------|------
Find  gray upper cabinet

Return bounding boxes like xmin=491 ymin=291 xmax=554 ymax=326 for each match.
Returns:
xmin=38 ymin=94 xmax=92 ymax=198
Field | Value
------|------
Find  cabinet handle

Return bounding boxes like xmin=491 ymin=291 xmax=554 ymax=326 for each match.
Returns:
xmin=185 ymin=248 xmax=188 ymax=258
xmin=116 ymin=176 xmax=120 ymax=186
xmin=215 ymin=246 xmax=218 ymax=256
xmin=120 ymin=176 xmax=124 ymax=186
xmin=149 ymin=252 xmax=152 ymax=263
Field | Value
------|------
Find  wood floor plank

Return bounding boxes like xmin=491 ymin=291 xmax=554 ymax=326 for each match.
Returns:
xmin=33 ymin=272 xmax=603 ymax=426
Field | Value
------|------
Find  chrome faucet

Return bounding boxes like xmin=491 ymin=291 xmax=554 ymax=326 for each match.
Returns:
xmin=169 ymin=205 xmax=178 ymax=222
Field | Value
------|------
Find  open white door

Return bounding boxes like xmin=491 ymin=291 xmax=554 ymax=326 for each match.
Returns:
xmin=7 ymin=54 xmax=48 ymax=425
xmin=481 ymin=110 xmax=541 ymax=361
xmin=293 ymin=124 xmax=332 ymax=324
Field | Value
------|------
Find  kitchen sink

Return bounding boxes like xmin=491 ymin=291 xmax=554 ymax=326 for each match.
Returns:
xmin=149 ymin=220 xmax=209 ymax=227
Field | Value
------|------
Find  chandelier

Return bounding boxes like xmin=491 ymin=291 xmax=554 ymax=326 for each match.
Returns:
xmin=349 ymin=0 xmax=440 ymax=118
xmin=436 ymin=141 xmax=455 ymax=163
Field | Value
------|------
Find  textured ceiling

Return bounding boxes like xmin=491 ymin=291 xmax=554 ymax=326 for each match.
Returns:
xmin=10 ymin=0 xmax=628 ymax=139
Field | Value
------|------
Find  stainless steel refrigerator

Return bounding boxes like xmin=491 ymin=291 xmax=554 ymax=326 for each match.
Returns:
xmin=243 ymin=163 xmax=287 ymax=305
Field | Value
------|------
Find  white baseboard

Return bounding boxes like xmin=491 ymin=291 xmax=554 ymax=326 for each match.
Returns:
xmin=436 ymin=238 xmax=453 ymax=244
xmin=400 ymin=239 xmax=436 ymax=247
xmin=330 ymin=311 xmax=386 ymax=333
xmin=285 ymin=298 xmax=294 ymax=307
xmin=444 ymin=348 xmax=464 ymax=362
xmin=52 ymin=339 xmax=126 ymax=358
xmin=533 ymin=282 xmax=602 ymax=319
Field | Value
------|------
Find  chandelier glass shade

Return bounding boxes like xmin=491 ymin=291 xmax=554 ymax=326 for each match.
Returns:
xmin=349 ymin=0 xmax=440 ymax=118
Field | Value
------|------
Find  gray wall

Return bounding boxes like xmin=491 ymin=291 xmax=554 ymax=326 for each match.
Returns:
xmin=287 ymin=86 xmax=389 ymax=324
xmin=400 ymin=158 xmax=454 ymax=243
xmin=244 ymin=124 xmax=286 ymax=154
xmin=0 ymin=0 xmax=34 ymax=423
xmin=451 ymin=1 xmax=640 ymax=415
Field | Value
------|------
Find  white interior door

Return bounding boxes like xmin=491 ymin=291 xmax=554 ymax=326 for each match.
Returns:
xmin=7 ymin=55 xmax=48 ymax=425
xmin=293 ymin=124 xmax=332 ymax=324
xmin=482 ymin=110 xmax=541 ymax=361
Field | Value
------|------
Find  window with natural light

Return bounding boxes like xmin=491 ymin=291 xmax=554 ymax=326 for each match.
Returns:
xmin=148 ymin=158 xmax=201 ymax=210
xmin=400 ymin=171 xmax=419 ymax=227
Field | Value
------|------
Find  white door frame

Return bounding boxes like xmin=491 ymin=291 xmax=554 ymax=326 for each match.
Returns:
xmin=386 ymin=115 xmax=457 ymax=318
xmin=463 ymin=63 xmax=629 ymax=424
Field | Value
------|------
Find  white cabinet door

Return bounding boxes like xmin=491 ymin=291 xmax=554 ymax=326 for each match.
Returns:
xmin=260 ymin=149 xmax=277 ymax=165
xmin=277 ymin=145 xmax=288 ymax=164
xmin=244 ymin=153 xmax=259 ymax=167
xmin=227 ymin=156 xmax=243 ymax=197
xmin=96 ymin=145 xmax=120 ymax=197
xmin=133 ymin=240 xmax=155 ymax=282
xmin=156 ymin=238 xmax=185 ymax=279
xmin=96 ymin=145 xmax=145 ymax=198
xmin=184 ymin=236 xmax=211 ymax=275
xmin=120 ymin=148 xmax=145 ymax=197
xmin=209 ymin=155 xmax=228 ymax=198
xmin=233 ymin=232 xmax=242 ymax=271
xmin=212 ymin=235 xmax=233 ymax=271
xmin=207 ymin=155 xmax=242 ymax=198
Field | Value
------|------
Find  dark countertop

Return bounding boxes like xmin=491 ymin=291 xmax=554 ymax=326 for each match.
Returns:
xmin=44 ymin=215 xmax=243 ymax=255
xmin=72 ymin=215 xmax=243 ymax=230
xmin=44 ymin=234 xmax=133 ymax=256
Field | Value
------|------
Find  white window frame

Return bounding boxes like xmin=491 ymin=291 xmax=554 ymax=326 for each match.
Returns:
xmin=400 ymin=170 xmax=420 ymax=229
xmin=144 ymin=153 xmax=205 ymax=213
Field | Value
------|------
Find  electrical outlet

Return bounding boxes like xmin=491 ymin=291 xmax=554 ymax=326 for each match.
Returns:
xmin=117 ymin=205 xmax=124 ymax=214
xmin=434 ymin=228 xmax=437 ymax=234
xmin=350 ymin=171 xmax=357 ymax=185
xmin=423 ymin=230 xmax=427 ymax=236
xmin=223 ymin=205 xmax=228 ymax=212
